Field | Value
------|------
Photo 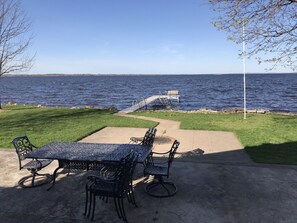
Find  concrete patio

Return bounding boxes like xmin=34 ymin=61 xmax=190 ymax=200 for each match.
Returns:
xmin=1 ymin=149 xmax=297 ymax=223
xmin=1 ymin=115 xmax=297 ymax=222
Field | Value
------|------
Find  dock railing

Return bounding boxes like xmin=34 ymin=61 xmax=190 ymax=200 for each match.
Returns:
xmin=118 ymin=90 xmax=180 ymax=113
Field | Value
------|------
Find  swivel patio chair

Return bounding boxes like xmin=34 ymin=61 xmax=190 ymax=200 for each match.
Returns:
xmin=144 ymin=140 xmax=180 ymax=198
xmin=130 ymin=127 xmax=157 ymax=146
xmin=84 ymin=152 xmax=138 ymax=222
xmin=12 ymin=136 xmax=52 ymax=188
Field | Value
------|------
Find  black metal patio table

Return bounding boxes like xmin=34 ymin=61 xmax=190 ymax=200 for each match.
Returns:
xmin=25 ymin=142 xmax=152 ymax=190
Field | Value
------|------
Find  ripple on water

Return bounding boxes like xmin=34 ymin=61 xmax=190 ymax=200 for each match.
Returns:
xmin=1 ymin=74 xmax=297 ymax=112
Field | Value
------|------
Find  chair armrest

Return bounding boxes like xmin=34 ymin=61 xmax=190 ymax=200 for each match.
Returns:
xmin=144 ymin=151 xmax=169 ymax=166
xmin=152 ymin=151 xmax=170 ymax=155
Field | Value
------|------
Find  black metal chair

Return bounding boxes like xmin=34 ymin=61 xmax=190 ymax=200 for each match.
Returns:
xmin=130 ymin=127 xmax=157 ymax=146
xmin=144 ymin=140 xmax=180 ymax=198
xmin=84 ymin=152 xmax=138 ymax=222
xmin=12 ymin=136 xmax=52 ymax=188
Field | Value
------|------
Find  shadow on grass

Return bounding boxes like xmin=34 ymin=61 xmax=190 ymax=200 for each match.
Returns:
xmin=245 ymin=141 xmax=297 ymax=165
xmin=174 ymin=142 xmax=297 ymax=166
xmin=2 ymin=109 xmax=111 ymax=128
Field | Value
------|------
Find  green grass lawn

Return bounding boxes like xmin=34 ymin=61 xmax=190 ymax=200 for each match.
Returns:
xmin=134 ymin=111 xmax=297 ymax=165
xmin=0 ymin=105 xmax=156 ymax=148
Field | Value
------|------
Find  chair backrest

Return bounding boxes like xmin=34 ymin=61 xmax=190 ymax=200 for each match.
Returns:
xmin=166 ymin=140 xmax=180 ymax=176
xmin=114 ymin=152 xmax=138 ymax=192
xmin=116 ymin=152 xmax=138 ymax=193
xmin=12 ymin=136 xmax=35 ymax=170
xmin=141 ymin=128 xmax=153 ymax=144
xmin=142 ymin=127 xmax=157 ymax=146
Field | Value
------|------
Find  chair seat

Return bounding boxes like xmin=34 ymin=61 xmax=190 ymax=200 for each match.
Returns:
xmin=90 ymin=180 xmax=114 ymax=192
xmin=88 ymin=178 xmax=123 ymax=197
xmin=144 ymin=165 xmax=168 ymax=176
xmin=23 ymin=159 xmax=52 ymax=170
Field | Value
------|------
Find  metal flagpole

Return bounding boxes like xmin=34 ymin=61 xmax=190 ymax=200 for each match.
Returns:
xmin=242 ymin=22 xmax=247 ymax=119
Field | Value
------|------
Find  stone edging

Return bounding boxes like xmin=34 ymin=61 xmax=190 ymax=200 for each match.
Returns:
xmin=136 ymin=109 xmax=297 ymax=116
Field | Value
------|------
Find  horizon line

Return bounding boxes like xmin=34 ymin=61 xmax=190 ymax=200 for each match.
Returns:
xmin=6 ymin=72 xmax=297 ymax=76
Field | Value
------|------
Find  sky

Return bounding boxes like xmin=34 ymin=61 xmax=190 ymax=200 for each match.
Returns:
xmin=21 ymin=0 xmax=292 ymax=75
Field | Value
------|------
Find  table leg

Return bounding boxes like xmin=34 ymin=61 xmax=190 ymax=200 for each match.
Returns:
xmin=47 ymin=161 xmax=64 ymax=191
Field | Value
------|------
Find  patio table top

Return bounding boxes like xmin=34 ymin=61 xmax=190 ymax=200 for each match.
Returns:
xmin=26 ymin=141 xmax=152 ymax=163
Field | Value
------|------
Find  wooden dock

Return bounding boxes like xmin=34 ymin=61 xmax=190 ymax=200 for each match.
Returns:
xmin=118 ymin=92 xmax=180 ymax=114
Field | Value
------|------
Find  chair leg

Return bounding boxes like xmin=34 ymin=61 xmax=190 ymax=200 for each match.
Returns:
xmin=31 ymin=171 xmax=36 ymax=187
xmin=118 ymin=197 xmax=124 ymax=219
xmin=130 ymin=190 xmax=137 ymax=207
xmin=114 ymin=197 xmax=122 ymax=219
xmin=128 ymin=185 xmax=137 ymax=207
xmin=120 ymin=197 xmax=128 ymax=223
xmin=67 ymin=167 xmax=71 ymax=176
xmin=124 ymin=181 xmax=137 ymax=207
xmin=91 ymin=193 xmax=96 ymax=221
xmin=87 ymin=191 xmax=93 ymax=218
xmin=84 ymin=185 xmax=89 ymax=216
xmin=126 ymin=191 xmax=132 ymax=203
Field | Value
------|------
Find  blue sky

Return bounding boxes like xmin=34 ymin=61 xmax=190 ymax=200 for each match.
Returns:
xmin=21 ymin=0 xmax=291 ymax=74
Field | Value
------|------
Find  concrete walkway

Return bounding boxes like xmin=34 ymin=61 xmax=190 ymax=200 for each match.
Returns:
xmin=2 ymin=114 xmax=297 ymax=222
xmin=82 ymin=113 xmax=251 ymax=165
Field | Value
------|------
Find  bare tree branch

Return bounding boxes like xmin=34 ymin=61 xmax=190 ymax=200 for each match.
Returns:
xmin=0 ymin=0 xmax=33 ymax=76
xmin=209 ymin=0 xmax=297 ymax=70
xmin=0 ymin=0 xmax=34 ymax=108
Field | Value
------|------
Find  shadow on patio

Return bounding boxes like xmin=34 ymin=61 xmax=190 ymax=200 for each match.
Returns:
xmin=1 ymin=146 xmax=297 ymax=223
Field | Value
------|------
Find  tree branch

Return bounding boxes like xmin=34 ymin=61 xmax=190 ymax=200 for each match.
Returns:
xmin=209 ymin=0 xmax=297 ymax=70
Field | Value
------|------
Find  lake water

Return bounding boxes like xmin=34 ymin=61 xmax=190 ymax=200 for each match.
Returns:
xmin=1 ymin=74 xmax=297 ymax=113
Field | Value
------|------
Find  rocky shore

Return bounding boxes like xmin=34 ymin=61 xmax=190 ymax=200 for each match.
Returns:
xmin=138 ymin=108 xmax=297 ymax=116
xmin=2 ymin=102 xmax=297 ymax=116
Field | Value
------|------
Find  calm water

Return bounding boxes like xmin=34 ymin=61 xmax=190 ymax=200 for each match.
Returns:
xmin=1 ymin=74 xmax=297 ymax=113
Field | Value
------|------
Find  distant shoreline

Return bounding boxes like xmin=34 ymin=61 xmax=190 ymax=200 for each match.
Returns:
xmin=4 ymin=72 xmax=297 ymax=77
